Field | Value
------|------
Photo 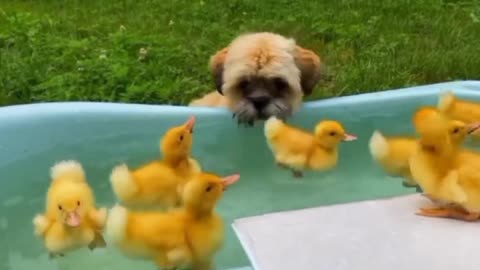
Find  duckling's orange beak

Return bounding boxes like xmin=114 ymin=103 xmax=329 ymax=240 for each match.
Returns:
xmin=467 ymin=122 xmax=480 ymax=134
xmin=343 ymin=133 xmax=357 ymax=141
xmin=185 ymin=116 xmax=196 ymax=132
xmin=65 ymin=210 xmax=81 ymax=227
xmin=222 ymin=174 xmax=240 ymax=191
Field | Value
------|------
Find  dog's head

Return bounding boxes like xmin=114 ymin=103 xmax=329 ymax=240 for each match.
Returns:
xmin=210 ymin=32 xmax=323 ymax=126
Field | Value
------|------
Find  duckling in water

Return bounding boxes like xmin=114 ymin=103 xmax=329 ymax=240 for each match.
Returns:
xmin=110 ymin=116 xmax=202 ymax=210
xmin=33 ymin=160 xmax=107 ymax=258
xmin=106 ymin=172 xmax=240 ymax=269
xmin=264 ymin=116 xmax=357 ymax=178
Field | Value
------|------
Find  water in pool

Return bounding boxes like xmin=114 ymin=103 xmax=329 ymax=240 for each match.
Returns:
xmin=1 ymin=99 xmax=474 ymax=270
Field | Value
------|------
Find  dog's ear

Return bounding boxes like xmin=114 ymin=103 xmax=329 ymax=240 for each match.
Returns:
xmin=293 ymin=46 xmax=323 ymax=96
xmin=209 ymin=47 xmax=229 ymax=95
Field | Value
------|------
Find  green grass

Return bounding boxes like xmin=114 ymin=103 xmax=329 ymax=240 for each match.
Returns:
xmin=1 ymin=0 xmax=480 ymax=106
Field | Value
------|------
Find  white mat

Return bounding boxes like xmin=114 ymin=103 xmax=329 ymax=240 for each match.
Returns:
xmin=232 ymin=194 xmax=480 ymax=270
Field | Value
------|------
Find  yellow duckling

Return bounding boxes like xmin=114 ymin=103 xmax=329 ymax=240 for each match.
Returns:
xmin=106 ymin=172 xmax=240 ymax=270
xmin=369 ymin=119 xmax=477 ymax=187
xmin=438 ymin=91 xmax=480 ymax=125
xmin=438 ymin=91 xmax=480 ymax=141
xmin=33 ymin=160 xmax=107 ymax=258
xmin=369 ymin=132 xmax=417 ymax=186
xmin=409 ymin=107 xmax=480 ymax=221
xmin=264 ymin=116 xmax=357 ymax=178
xmin=110 ymin=116 xmax=201 ymax=209
xmin=161 ymin=116 xmax=202 ymax=180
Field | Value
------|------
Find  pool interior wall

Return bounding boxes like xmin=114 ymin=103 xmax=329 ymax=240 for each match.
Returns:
xmin=1 ymin=80 xmax=480 ymax=270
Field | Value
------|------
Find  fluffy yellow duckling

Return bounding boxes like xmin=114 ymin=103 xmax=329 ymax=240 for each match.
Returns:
xmin=106 ymin=172 xmax=240 ymax=270
xmin=264 ymin=116 xmax=357 ymax=178
xmin=369 ymin=132 xmax=417 ymax=186
xmin=409 ymin=107 xmax=480 ymax=221
xmin=33 ymin=160 xmax=107 ymax=258
xmin=369 ymin=119 xmax=477 ymax=187
xmin=438 ymin=91 xmax=480 ymax=141
xmin=110 ymin=116 xmax=201 ymax=209
xmin=438 ymin=91 xmax=480 ymax=125
xmin=161 ymin=116 xmax=202 ymax=179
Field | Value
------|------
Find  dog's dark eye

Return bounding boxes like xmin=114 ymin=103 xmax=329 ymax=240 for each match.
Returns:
xmin=273 ymin=77 xmax=288 ymax=91
xmin=329 ymin=132 xmax=336 ymax=136
xmin=77 ymin=201 xmax=80 ymax=206
xmin=238 ymin=80 xmax=250 ymax=91
xmin=58 ymin=205 xmax=63 ymax=211
xmin=453 ymin=128 xmax=460 ymax=134
xmin=205 ymin=185 xmax=214 ymax=192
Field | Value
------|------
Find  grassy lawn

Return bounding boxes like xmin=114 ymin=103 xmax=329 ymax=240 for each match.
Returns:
xmin=0 ymin=0 xmax=479 ymax=106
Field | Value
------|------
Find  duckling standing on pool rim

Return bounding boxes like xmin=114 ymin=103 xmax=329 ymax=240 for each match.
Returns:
xmin=110 ymin=116 xmax=201 ymax=210
xmin=369 ymin=120 xmax=477 ymax=187
xmin=409 ymin=107 xmax=480 ymax=221
xmin=106 ymin=172 xmax=240 ymax=270
xmin=33 ymin=160 xmax=107 ymax=258
xmin=264 ymin=116 xmax=357 ymax=178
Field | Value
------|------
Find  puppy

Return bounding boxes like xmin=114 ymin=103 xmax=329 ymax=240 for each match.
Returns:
xmin=189 ymin=32 xmax=323 ymax=126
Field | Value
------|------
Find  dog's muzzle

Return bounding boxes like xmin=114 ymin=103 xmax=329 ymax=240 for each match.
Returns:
xmin=233 ymin=97 xmax=292 ymax=126
xmin=248 ymin=96 xmax=271 ymax=112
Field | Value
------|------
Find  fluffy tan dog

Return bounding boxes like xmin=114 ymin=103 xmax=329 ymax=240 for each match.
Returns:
xmin=189 ymin=32 xmax=323 ymax=126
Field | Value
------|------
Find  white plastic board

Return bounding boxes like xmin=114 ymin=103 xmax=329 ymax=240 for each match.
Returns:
xmin=232 ymin=194 xmax=480 ymax=270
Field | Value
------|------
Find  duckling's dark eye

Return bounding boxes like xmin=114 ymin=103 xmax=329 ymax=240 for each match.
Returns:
xmin=58 ymin=205 xmax=62 ymax=211
xmin=329 ymin=132 xmax=336 ymax=136
xmin=179 ymin=135 xmax=184 ymax=141
xmin=77 ymin=201 xmax=80 ymax=206
xmin=205 ymin=185 xmax=214 ymax=192
xmin=453 ymin=128 xmax=460 ymax=134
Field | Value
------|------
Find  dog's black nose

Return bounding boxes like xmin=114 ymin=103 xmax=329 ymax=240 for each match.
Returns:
xmin=249 ymin=96 xmax=270 ymax=109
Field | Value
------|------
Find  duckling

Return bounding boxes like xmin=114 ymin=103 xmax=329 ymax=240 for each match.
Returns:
xmin=369 ymin=120 xmax=478 ymax=187
xmin=33 ymin=160 xmax=107 ymax=258
xmin=438 ymin=91 xmax=480 ymax=143
xmin=110 ymin=116 xmax=201 ymax=210
xmin=409 ymin=107 xmax=480 ymax=221
xmin=437 ymin=91 xmax=480 ymax=125
xmin=409 ymin=107 xmax=465 ymax=202
xmin=161 ymin=116 xmax=202 ymax=180
xmin=264 ymin=116 xmax=357 ymax=178
xmin=368 ymin=132 xmax=417 ymax=186
xmin=106 ymin=172 xmax=240 ymax=270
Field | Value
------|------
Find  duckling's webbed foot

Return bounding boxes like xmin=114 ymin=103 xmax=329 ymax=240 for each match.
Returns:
xmin=292 ymin=170 xmax=304 ymax=178
xmin=49 ymin=252 xmax=64 ymax=259
xmin=417 ymin=207 xmax=480 ymax=221
xmin=276 ymin=162 xmax=289 ymax=169
xmin=417 ymin=207 xmax=451 ymax=218
xmin=88 ymin=231 xmax=107 ymax=250
xmin=463 ymin=212 xmax=480 ymax=221
xmin=401 ymin=178 xmax=418 ymax=188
